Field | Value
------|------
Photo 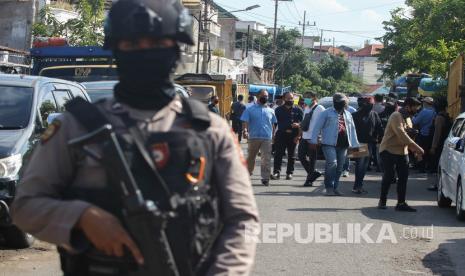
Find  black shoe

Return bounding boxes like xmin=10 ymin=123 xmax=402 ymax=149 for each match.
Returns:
xmin=286 ymin=174 xmax=293 ymax=180
xmin=270 ymin=172 xmax=280 ymax=180
xmin=303 ymin=180 xmax=313 ymax=187
xmin=308 ymin=171 xmax=322 ymax=182
xmin=378 ymin=200 xmax=387 ymax=209
xmin=262 ymin=180 xmax=270 ymax=186
xmin=395 ymin=203 xmax=417 ymax=212
xmin=352 ymin=189 xmax=362 ymax=194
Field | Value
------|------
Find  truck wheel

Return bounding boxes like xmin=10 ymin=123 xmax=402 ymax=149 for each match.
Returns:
xmin=1 ymin=225 xmax=34 ymax=249
xmin=437 ymin=171 xmax=452 ymax=208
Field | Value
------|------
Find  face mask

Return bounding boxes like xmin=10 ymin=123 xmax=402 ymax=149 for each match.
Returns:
xmin=304 ymin=98 xmax=313 ymax=106
xmin=285 ymin=100 xmax=294 ymax=107
xmin=114 ymin=47 xmax=179 ymax=109
xmin=334 ymin=101 xmax=346 ymax=111
xmin=259 ymin=97 xmax=268 ymax=104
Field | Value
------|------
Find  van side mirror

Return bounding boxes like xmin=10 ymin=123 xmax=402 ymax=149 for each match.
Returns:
xmin=46 ymin=113 xmax=61 ymax=125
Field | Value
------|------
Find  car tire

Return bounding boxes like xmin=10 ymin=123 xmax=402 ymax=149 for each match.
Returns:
xmin=0 ymin=225 xmax=34 ymax=249
xmin=456 ymin=181 xmax=465 ymax=221
xmin=437 ymin=171 xmax=452 ymax=208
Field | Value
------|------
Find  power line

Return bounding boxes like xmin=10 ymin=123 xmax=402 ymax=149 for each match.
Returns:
xmin=314 ymin=1 xmax=405 ymax=17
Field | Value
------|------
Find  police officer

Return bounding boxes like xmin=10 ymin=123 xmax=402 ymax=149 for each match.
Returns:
xmin=11 ymin=0 xmax=259 ymax=275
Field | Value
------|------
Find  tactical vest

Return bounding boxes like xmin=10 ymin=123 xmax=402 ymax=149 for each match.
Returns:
xmin=60 ymin=98 xmax=221 ymax=276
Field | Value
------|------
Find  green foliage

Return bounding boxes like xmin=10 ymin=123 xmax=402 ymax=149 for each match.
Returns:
xmin=378 ymin=0 xmax=465 ymax=78
xmin=32 ymin=0 xmax=105 ymax=46
xmin=212 ymin=49 xmax=225 ymax=57
xmin=252 ymin=29 xmax=361 ymax=97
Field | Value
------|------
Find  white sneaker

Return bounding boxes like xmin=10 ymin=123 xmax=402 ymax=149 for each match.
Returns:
xmin=342 ymin=170 xmax=349 ymax=177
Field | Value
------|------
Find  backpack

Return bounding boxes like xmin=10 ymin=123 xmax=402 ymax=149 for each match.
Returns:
xmin=301 ymin=105 xmax=319 ymax=132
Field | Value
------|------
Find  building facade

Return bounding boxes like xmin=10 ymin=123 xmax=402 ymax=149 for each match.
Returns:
xmin=348 ymin=44 xmax=384 ymax=85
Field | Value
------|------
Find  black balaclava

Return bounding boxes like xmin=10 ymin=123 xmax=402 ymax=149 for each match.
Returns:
xmin=114 ymin=46 xmax=180 ymax=110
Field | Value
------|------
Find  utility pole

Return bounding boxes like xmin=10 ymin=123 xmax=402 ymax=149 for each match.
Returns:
xmin=299 ymin=11 xmax=316 ymax=46
xmin=196 ymin=9 xmax=202 ymax=74
xmin=245 ymin=25 xmax=250 ymax=57
xmin=271 ymin=0 xmax=292 ymax=83
xmin=201 ymin=0 xmax=209 ymax=74
xmin=319 ymin=29 xmax=323 ymax=58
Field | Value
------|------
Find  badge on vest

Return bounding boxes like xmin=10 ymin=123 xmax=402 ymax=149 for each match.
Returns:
xmin=150 ymin=143 xmax=170 ymax=169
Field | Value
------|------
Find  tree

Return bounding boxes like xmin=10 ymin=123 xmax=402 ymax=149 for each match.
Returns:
xmin=378 ymin=0 xmax=465 ymax=78
xmin=32 ymin=0 xmax=106 ymax=46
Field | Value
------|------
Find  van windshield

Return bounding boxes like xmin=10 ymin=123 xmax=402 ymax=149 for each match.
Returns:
xmin=189 ymin=86 xmax=214 ymax=102
xmin=0 ymin=86 xmax=33 ymax=129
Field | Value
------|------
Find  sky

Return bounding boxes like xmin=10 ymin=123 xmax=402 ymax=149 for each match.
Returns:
xmin=212 ymin=0 xmax=407 ymax=48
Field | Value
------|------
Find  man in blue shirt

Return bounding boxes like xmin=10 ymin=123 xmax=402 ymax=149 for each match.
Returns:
xmin=412 ymin=97 xmax=437 ymax=173
xmin=272 ymin=92 xmax=304 ymax=180
xmin=241 ymin=90 xmax=277 ymax=186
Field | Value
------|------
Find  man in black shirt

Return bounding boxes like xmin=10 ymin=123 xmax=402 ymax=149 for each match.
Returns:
xmin=230 ymin=95 xmax=246 ymax=142
xmin=271 ymin=92 xmax=303 ymax=180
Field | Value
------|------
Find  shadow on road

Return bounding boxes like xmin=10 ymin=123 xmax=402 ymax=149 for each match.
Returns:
xmin=422 ymin=238 xmax=465 ymax=276
xmin=360 ymin=205 xmax=465 ymax=227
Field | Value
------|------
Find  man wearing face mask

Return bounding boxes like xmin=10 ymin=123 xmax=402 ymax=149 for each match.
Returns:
xmin=351 ymin=96 xmax=383 ymax=194
xmin=271 ymin=92 xmax=304 ymax=180
xmin=241 ymin=90 xmax=277 ymax=186
xmin=310 ymin=93 xmax=360 ymax=196
xmin=298 ymin=92 xmax=325 ymax=187
xmin=11 ymin=0 xmax=259 ymax=275
xmin=378 ymin=97 xmax=424 ymax=211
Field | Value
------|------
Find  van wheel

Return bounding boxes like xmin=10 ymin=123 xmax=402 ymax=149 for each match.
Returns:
xmin=437 ymin=171 xmax=452 ymax=208
xmin=456 ymin=181 xmax=465 ymax=221
xmin=0 ymin=225 xmax=34 ymax=249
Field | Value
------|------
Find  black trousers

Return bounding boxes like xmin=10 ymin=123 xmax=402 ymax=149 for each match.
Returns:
xmin=232 ymin=119 xmax=243 ymax=142
xmin=274 ymin=131 xmax=297 ymax=175
xmin=298 ymin=139 xmax=318 ymax=180
xmin=416 ymin=134 xmax=433 ymax=172
xmin=379 ymin=151 xmax=409 ymax=204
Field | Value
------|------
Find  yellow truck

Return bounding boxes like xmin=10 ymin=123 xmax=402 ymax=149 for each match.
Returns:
xmin=175 ymin=74 xmax=233 ymax=119
xmin=447 ymin=54 xmax=465 ymax=119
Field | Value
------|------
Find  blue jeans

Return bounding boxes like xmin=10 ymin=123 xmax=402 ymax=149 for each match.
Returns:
xmin=321 ymin=145 xmax=348 ymax=190
xmin=343 ymin=157 xmax=350 ymax=171
xmin=354 ymin=144 xmax=373 ymax=189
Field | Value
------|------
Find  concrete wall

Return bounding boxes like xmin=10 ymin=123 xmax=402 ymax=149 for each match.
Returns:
xmin=218 ymin=18 xmax=236 ymax=60
xmin=349 ymin=56 xmax=383 ymax=85
xmin=0 ymin=0 xmax=36 ymax=51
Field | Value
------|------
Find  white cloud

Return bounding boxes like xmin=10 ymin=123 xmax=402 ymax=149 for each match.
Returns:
xmin=361 ymin=9 xmax=384 ymax=23
xmin=311 ymin=0 xmax=349 ymax=13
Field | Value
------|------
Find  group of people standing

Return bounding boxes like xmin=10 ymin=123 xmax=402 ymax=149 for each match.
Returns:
xmin=230 ymin=89 xmax=452 ymax=212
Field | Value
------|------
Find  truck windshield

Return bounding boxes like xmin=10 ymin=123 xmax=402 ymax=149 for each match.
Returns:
xmin=189 ymin=86 xmax=214 ymax=103
xmin=0 ymin=86 xmax=33 ymax=129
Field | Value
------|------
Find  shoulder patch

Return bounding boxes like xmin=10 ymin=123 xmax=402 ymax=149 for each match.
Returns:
xmin=41 ymin=120 xmax=61 ymax=144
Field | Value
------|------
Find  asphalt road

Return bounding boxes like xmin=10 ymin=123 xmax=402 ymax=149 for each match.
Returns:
xmin=1 ymin=144 xmax=465 ymax=276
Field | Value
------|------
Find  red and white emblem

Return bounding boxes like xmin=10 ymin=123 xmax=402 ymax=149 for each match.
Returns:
xmin=150 ymin=143 xmax=170 ymax=169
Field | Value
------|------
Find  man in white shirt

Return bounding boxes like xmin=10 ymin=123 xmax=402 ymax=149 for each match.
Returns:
xmin=298 ymin=92 xmax=326 ymax=186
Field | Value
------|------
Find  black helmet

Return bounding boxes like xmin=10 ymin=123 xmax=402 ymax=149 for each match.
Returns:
xmin=104 ymin=0 xmax=194 ymax=49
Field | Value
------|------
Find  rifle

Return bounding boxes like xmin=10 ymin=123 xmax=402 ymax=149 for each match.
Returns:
xmin=68 ymin=124 xmax=179 ymax=276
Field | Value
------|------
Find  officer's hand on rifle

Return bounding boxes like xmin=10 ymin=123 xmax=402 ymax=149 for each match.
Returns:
xmin=77 ymin=206 xmax=145 ymax=265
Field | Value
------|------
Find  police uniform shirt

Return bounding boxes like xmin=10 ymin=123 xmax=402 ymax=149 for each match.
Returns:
xmin=11 ymin=96 xmax=259 ymax=275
